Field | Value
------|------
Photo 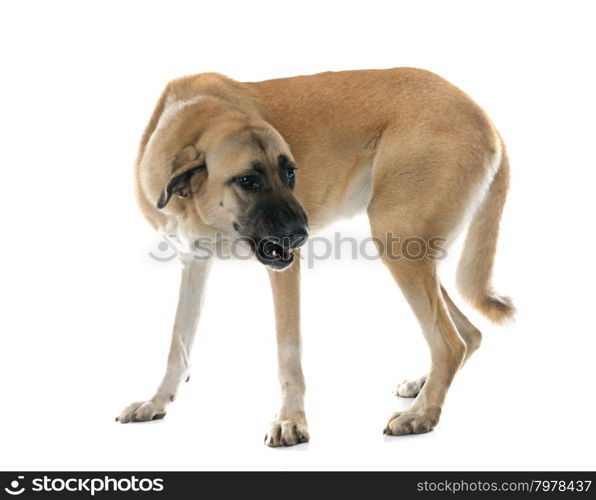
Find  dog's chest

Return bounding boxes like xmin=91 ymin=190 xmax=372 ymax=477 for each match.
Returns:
xmin=341 ymin=166 xmax=373 ymax=219
xmin=162 ymin=219 xmax=204 ymax=259
xmin=161 ymin=218 xmax=252 ymax=262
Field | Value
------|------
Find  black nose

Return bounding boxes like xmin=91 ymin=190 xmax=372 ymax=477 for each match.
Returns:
xmin=281 ymin=224 xmax=309 ymax=249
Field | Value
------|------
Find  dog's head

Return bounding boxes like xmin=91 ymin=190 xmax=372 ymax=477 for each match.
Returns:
xmin=156 ymin=121 xmax=309 ymax=270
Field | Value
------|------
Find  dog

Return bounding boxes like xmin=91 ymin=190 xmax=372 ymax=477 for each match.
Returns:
xmin=116 ymin=68 xmax=515 ymax=446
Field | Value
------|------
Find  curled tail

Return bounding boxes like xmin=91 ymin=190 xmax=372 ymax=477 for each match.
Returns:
xmin=456 ymin=138 xmax=516 ymax=324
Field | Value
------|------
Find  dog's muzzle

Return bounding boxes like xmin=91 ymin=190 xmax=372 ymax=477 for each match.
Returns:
xmin=254 ymin=223 xmax=309 ymax=270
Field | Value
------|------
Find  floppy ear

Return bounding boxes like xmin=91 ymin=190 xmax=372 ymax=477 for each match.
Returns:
xmin=157 ymin=145 xmax=206 ymax=209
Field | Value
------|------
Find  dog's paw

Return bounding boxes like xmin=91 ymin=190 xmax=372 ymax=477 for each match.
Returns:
xmin=383 ymin=409 xmax=439 ymax=436
xmin=264 ymin=417 xmax=309 ymax=447
xmin=115 ymin=400 xmax=167 ymax=423
xmin=393 ymin=375 xmax=427 ymax=398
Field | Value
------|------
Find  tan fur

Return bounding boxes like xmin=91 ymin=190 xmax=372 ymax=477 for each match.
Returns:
xmin=118 ymin=68 xmax=514 ymax=444
xmin=456 ymin=137 xmax=516 ymax=324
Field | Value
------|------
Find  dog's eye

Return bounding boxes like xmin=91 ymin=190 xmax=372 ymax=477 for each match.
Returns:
xmin=285 ymin=168 xmax=296 ymax=187
xmin=237 ymin=175 xmax=260 ymax=191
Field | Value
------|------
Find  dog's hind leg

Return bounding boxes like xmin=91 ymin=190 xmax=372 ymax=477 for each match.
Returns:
xmin=116 ymin=256 xmax=212 ymax=423
xmin=441 ymin=285 xmax=482 ymax=363
xmin=374 ymin=252 xmax=465 ymax=435
xmin=394 ymin=375 xmax=427 ymax=399
xmin=366 ymin=114 xmax=504 ymax=432
xmin=393 ymin=285 xmax=481 ymax=398
xmin=366 ymin=139 xmax=492 ymax=434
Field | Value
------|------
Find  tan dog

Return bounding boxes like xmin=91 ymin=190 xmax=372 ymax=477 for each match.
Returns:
xmin=116 ymin=68 xmax=514 ymax=446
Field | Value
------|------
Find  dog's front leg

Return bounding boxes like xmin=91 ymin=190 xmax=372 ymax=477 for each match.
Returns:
xmin=264 ymin=253 xmax=309 ymax=446
xmin=116 ymin=256 xmax=212 ymax=423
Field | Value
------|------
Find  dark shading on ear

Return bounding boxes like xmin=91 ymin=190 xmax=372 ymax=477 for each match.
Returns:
xmin=157 ymin=145 xmax=206 ymax=209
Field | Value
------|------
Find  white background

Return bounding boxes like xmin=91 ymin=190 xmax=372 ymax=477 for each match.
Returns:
xmin=1 ymin=0 xmax=595 ymax=471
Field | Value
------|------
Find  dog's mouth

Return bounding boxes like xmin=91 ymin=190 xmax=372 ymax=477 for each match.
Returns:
xmin=253 ymin=238 xmax=296 ymax=270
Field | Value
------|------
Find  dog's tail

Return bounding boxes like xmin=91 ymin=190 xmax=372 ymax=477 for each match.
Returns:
xmin=456 ymin=137 xmax=516 ymax=324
